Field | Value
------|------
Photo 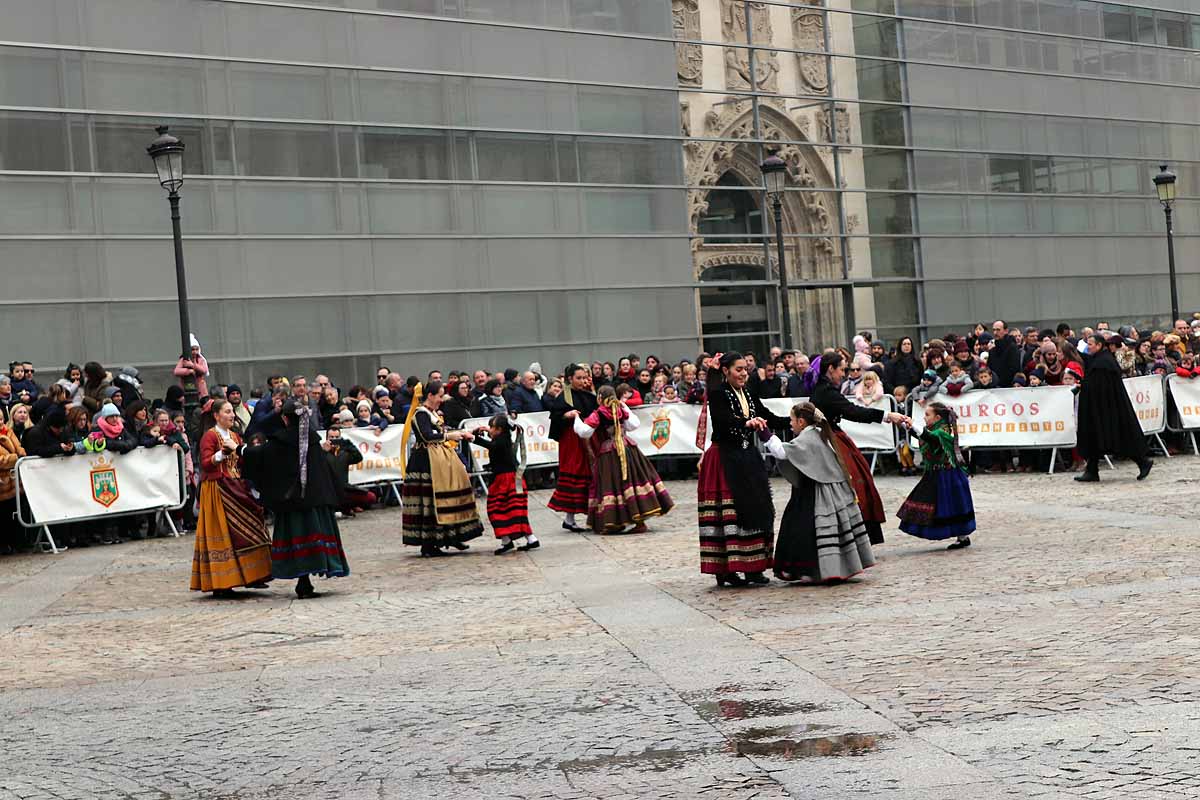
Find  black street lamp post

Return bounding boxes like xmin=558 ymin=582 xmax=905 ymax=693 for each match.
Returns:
xmin=146 ymin=125 xmax=199 ymax=415
xmin=1153 ymin=163 xmax=1180 ymax=325
xmin=761 ymin=154 xmax=793 ymax=350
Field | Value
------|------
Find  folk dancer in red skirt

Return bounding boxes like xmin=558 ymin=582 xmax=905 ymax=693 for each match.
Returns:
xmin=471 ymin=414 xmax=539 ymax=554
xmin=809 ymin=352 xmax=911 ymax=544
xmin=698 ymin=352 xmax=790 ymax=588
xmin=546 ymin=364 xmax=598 ymax=532
xmin=573 ymin=385 xmax=673 ymax=533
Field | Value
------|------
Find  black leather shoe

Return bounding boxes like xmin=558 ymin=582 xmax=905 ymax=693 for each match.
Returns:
xmin=947 ymin=538 xmax=971 ymax=550
xmin=743 ymin=572 xmax=770 ymax=585
xmin=715 ymin=573 xmax=747 ymax=588
xmin=561 ymin=521 xmax=587 ymax=533
xmin=494 ymin=541 xmax=515 ymax=555
xmin=449 ymin=541 xmax=470 ymax=551
xmin=1137 ymin=459 xmax=1154 ymax=481
xmin=1074 ymin=472 xmax=1100 ymax=483
xmin=517 ymin=540 xmax=540 ymax=551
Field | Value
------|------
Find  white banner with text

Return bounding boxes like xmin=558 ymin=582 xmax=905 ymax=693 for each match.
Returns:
xmin=329 ymin=425 xmax=407 ymax=486
xmin=1168 ymin=375 xmax=1200 ymax=431
xmin=1124 ymin=374 xmax=1167 ymax=435
xmin=761 ymin=397 xmax=898 ymax=452
xmin=16 ymin=447 xmax=185 ymax=525
xmin=914 ymin=386 xmax=1078 ymax=448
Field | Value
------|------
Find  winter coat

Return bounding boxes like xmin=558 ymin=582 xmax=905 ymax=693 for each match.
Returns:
xmin=89 ymin=423 xmax=138 ymax=454
xmin=477 ymin=394 xmax=508 ymax=418
xmin=22 ymin=419 xmax=70 ymax=459
xmin=988 ymin=337 xmax=1022 ymax=388
xmin=324 ymin=441 xmax=364 ymax=499
xmin=441 ymin=396 xmax=475 ymax=430
xmin=0 ymin=425 xmax=24 ymax=502
xmin=81 ymin=377 xmax=111 ymax=415
xmin=911 ymin=379 xmax=943 ymax=405
xmin=885 ymin=356 xmax=923 ymax=392
xmin=506 ymin=385 xmax=543 ymax=414
xmin=810 ymin=378 xmax=885 ymax=432
xmin=173 ymin=355 xmax=209 ymax=398
xmin=241 ymin=420 xmax=340 ymax=512
xmin=1077 ymin=349 xmax=1148 ymax=462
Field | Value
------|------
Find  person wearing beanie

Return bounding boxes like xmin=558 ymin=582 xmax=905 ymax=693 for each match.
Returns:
xmin=103 ymin=385 xmax=124 ymax=411
xmin=912 ymin=368 xmax=943 ymax=405
xmin=354 ymin=398 xmax=387 ymax=429
xmin=88 ymin=402 xmax=137 ymax=456
xmin=226 ymin=384 xmax=251 ymax=433
xmin=174 ymin=333 xmax=210 ymax=399
xmin=952 ymin=339 xmax=978 ymax=378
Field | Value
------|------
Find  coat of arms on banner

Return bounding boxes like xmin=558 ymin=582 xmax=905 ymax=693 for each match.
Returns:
xmin=650 ymin=408 xmax=672 ymax=450
xmin=90 ymin=455 xmax=119 ymax=508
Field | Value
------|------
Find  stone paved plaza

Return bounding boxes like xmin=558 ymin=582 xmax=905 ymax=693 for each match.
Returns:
xmin=3 ymin=463 xmax=1200 ymax=799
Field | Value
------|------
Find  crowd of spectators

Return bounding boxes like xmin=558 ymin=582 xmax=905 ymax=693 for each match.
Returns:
xmin=3 ymin=313 xmax=1199 ymax=555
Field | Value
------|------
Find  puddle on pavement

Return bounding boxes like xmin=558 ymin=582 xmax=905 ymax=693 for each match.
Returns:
xmin=693 ymin=697 xmax=830 ymax=722
xmin=556 ymin=747 xmax=706 ymax=773
xmin=730 ymin=731 xmax=888 ymax=759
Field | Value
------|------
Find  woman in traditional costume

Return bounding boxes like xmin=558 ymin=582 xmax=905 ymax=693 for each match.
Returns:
xmin=765 ymin=402 xmax=875 ymax=583
xmin=546 ymin=364 xmax=598 ymax=532
xmin=400 ymin=381 xmax=483 ymax=557
xmin=190 ymin=400 xmax=273 ymax=597
xmin=241 ymin=400 xmax=350 ymax=598
xmin=573 ymin=385 xmax=673 ymax=533
xmin=810 ymin=352 xmax=910 ymax=545
xmin=698 ymin=352 xmax=788 ymax=588
xmin=898 ymin=402 xmax=977 ymax=549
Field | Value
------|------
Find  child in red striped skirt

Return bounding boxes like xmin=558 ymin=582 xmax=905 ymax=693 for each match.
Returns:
xmin=472 ymin=415 xmax=539 ymax=555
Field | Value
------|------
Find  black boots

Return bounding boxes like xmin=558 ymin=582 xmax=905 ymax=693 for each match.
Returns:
xmin=1075 ymin=459 xmax=1101 ymax=482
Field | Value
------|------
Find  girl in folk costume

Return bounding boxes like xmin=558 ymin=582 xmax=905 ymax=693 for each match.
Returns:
xmin=697 ymin=352 xmax=789 ymax=588
xmin=573 ymin=385 xmax=674 ymax=534
xmin=399 ymin=381 xmax=483 ymax=557
xmin=546 ymin=364 xmax=598 ymax=532
xmin=190 ymin=400 xmax=273 ymax=597
xmin=764 ymin=403 xmax=875 ymax=583
xmin=897 ymin=402 xmax=977 ymax=550
xmin=472 ymin=414 xmax=539 ymax=555
xmin=810 ymin=352 xmax=911 ymax=545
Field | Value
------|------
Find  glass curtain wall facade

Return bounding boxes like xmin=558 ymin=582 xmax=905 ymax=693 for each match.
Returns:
xmin=0 ymin=0 xmax=694 ymax=389
xmin=852 ymin=0 xmax=1200 ymax=339
xmin=7 ymin=1 xmax=1189 ymax=384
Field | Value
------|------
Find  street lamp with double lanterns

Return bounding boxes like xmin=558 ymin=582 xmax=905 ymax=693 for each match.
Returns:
xmin=1153 ymin=163 xmax=1180 ymax=325
xmin=146 ymin=125 xmax=199 ymax=416
xmin=760 ymin=153 xmax=793 ymax=350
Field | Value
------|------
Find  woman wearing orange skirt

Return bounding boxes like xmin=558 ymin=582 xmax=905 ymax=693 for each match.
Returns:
xmin=190 ymin=400 xmax=272 ymax=597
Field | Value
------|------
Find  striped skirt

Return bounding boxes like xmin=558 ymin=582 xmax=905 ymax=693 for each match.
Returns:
xmin=486 ymin=472 xmax=533 ymax=540
xmin=587 ymin=444 xmax=673 ymax=533
xmin=270 ymin=506 xmax=350 ymax=580
xmin=698 ymin=444 xmax=774 ymax=575
xmin=402 ymin=447 xmax=484 ymax=546
xmin=190 ymin=477 xmax=272 ymax=592
xmin=775 ymin=474 xmax=875 ymax=582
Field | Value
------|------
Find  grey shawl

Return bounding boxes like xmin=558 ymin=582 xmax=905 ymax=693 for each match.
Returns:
xmin=776 ymin=427 xmax=849 ymax=486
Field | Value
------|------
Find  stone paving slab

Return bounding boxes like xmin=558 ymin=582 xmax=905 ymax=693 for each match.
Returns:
xmin=2 ymin=465 xmax=1200 ymax=798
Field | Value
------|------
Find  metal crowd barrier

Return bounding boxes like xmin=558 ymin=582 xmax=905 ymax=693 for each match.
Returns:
xmin=13 ymin=449 xmax=187 ymax=555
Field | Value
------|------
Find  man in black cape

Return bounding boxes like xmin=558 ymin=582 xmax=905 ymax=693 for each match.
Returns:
xmin=1075 ymin=333 xmax=1153 ymax=483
